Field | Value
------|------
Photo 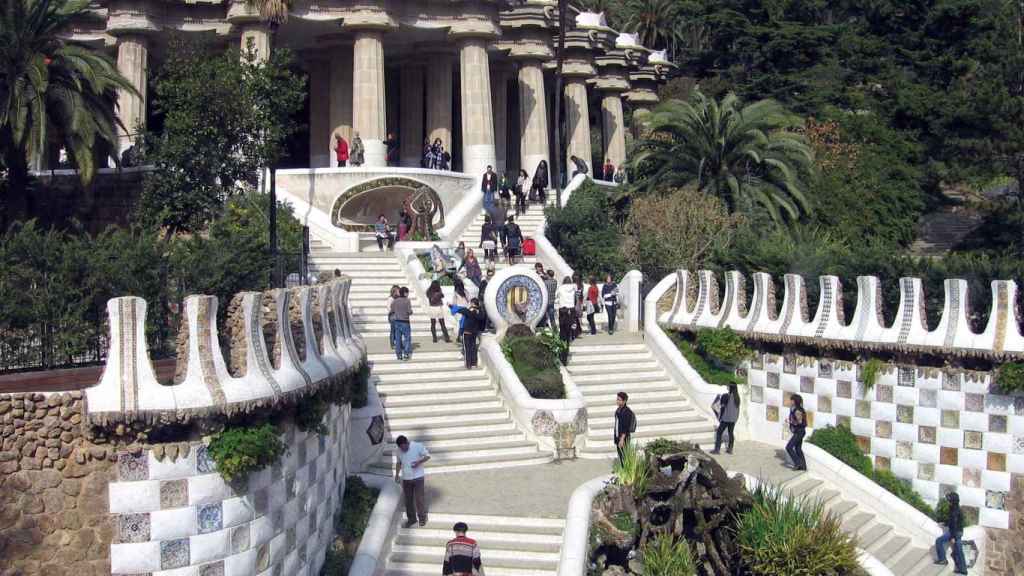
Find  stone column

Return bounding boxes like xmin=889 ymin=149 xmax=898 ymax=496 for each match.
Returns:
xmin=518 ymin=60 xmax=549 ymax=183
xmin=399 ymin=64 xmax=424 ymax=167
xmin=601 ymin=93 xmax=626 ymax=171
xmin=490 ymin=66 xmax=509 ymax=175
xmin=329 ymin=45 xmax=353 ymax=167
xmin=115 ymin=35 xmax=148 ymax=156
xmin=564 ymin=78 xmax=592 ymax=174
xmin=426 ymin=58 xmax=453 ymax=153
xmin=308 ymin=59 xmax=331 ymax=167
xmin=352 ymin=31 xmax=387 ymax=166
xmin=239 ymin=24 xmax=271 ymax=62
xmin=459 ymin=38 xmax=496 ymax=184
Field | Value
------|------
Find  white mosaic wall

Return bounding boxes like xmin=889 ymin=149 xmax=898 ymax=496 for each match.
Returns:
xmin=108 ymin=404 xmax=352 ymax=576
xmin=745 ymin=355 xmax=1024 ymax=529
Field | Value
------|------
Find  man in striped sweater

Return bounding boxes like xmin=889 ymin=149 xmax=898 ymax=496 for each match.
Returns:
xmin=442 ymin=522 xmax=484 ymax=575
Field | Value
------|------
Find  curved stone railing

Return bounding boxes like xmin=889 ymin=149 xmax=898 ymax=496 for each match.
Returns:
xmin=87 ymin=278 xmax=367 ymax=425
xmin=479 ymin=336 xmax=587 ymax=457
xmin=661 ymin=269 xmax=1024 ymax=358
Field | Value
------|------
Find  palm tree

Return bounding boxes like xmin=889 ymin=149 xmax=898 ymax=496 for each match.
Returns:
xmin=1 ymin=0 xmax=135 ymax=222
xmin=621 ymin=0 xmax=685 ymax=57
xmin=629 ymin=92 xmax=815 ymax=223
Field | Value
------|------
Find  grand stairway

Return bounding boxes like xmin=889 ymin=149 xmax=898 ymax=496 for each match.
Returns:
xmin=383 ymin=513 xmax=563 ymax=575
xmin=455 ymin=199 xmax=553 ymax=272
xmin=568 ymin=335 xmax=718 ymax=458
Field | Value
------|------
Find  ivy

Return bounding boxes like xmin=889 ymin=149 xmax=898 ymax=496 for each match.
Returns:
xmin=207 ymin=422 xmax=286 ymax=482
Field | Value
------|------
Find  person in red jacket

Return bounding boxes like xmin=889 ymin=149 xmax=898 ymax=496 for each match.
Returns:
xmin=333 ymin=134 xmax=349 ymax=167
xmin=442 ymin=522 xmax=484 ymax=575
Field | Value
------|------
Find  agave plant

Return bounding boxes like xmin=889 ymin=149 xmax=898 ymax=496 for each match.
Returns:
xmin=640 ymin=533 xmax=697 ymax=576
xmin=612 ymin=441 xmax=650 ymax=496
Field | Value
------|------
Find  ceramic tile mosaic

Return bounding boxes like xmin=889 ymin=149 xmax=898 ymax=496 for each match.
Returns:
xmin=1015 ymin=436 xmax=1024 ymax=455
xmin=199 ymin=561 xmax=224 ymax=576
xmin=837 ymin=380 xmax=852 ymax=399
xmin=271 ymin=463 xmax=283 ymax=482
xmin=875 ymin=455 xmax=891 ymax=471
xmin=963 ymin=467 xmax=982 ymax=488
xmin=767 ymin=372 xmax=780 ymax=389
xmin=196 ymin=445 xmax=215 ymax=474
xmin=197 ymin=503 xmax=222 ymax=534
xmin=873 ymin=420 xmax=891 ymax=438
xmin=940 ymin=447 xmax=958 ymax=466
xmin=965 ymin=393 xmax=985 ymax=412
xmin=988 ymin=452 xmax=1006 ymax=472
xmin=800 ymin=376 xmax=815 ymax=393
xmin=766 ymin=405 xmax=779 ymax=422
xmin=230 ymin=524 xmax=250 ymax=553
xmin=918 ymin=462 xmax=935 ymax=481
xmin=942 ymin=410 xmax=960 ymax=429
xmin=296 ymin=442 xmax=307 ymax=467
xmin=367 ymin=415 xmax=386 ymax=445
xmin=819 ymin=361 xmax=833 ymax=378
xmin=919 ymin=389 xmax=938 ymax=408
xmin=943 ymin=370 xmax=962 ymax=391
xmin=750 ymin=385 xmax=764 ymax=403
xmin=989 ymin=414 xmax=1008 ymax=433
xmin=919 ymin=426 xmax=937 ymax=444
xmin=856 ymin=400 xmax=871 ymax=418
xmin=286 ymin=527 xmax=296 ymax=552
xmin=818 ymin=395 xmax=832 ymax=413
xmin=1015 ymin=396 xmax=1024 ymax=416
xmin=986 ymin=490 xmax=1006 ymax=511
xmin=856 ymin=435 xmax=871 ymax=453
xmin=751 ymin=354 xmax=764 ymax=370
xmin=119 ymin=452 xmax=149 ymax=481
xmin=286 ymin=474 xmax=296 ymax=499
xmin=160 ymin=479 xmax=188 ymax=509
xmin=964 ymin=431 xmax=984 ymax=450
xmin=119 ymin=513 xmax=151 ymax=543
xmin=837 ymin=415 xmax=851 ymax=429
xmin=783 ymin=356 xmax=796 ymax=374
xmin=897 ymin=405 xmax=914 ymax=424
xmin=160 ymin=538 xmax=190 ymax=570
xmin=899 ymin=367 xmax=915 ymax=387
xmin=896 ymin=441 xmax=913 ymax=459
xmin=876 ymin=384 xmax=893 ymax=403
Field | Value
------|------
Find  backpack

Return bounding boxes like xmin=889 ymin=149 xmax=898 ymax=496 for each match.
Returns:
xmin=522 ymin=238 xmax=536 ymax=256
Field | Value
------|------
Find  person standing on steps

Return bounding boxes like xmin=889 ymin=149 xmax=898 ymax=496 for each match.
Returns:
xmin=586 ymin=277 xmax=600 ymax=336
xmin=544 ymin=269 xmax=559 ymax=332
xmin=394 ymin=435 xmax=430 ymax=528
xmin=426 ymin=280 xmax=451 ymax=344
xmin=498 ymin=172 xmax=512 ymax=210
xmin=505 ymin=217 xmax=523 ymax=265
xmin=601 ymin=273 xmax=619 ymax=335
xmin=374 ymin=214 xmax=393 ymax=252
xmin=450 ymin=298 xmax=486 ymax=369
xmin=442 ymin=521 xmax=484 ymax=576
xmin=934 ymin=491 xmax=968 ymax=574
xmin=614 ymin=392 xmax=637 ymax=464
xmin=390 ymin=287 xmax=413 ymax=361
xmin=386 ymin=285 xmax=400 ymax=350
xmin=786 ymin=393 xmax=807 ymax=470
xmin=710 ymin=383 xmax=741 ymax=455
xmin=333 ymin=134 xmax=349 ymax=167
xmin=480 ymin=216 xmax=497 ymax=262
xmin=514 ymin=169 xmax=528 ymax=216
xmin=555 ymin=276 xmax=576 ymax=364
xmin=481 ymin=165 xmax=498 ymax=210
xmin=386 ymin=132 xmax=399 ymax=166
xmin=531 ymin=160 xmax=549 ymax=205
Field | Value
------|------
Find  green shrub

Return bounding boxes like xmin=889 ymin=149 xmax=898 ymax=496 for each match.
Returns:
xmin=350 ymin=364 xmax=370 ymax=409
xmin=612 ymin=441 xmax=650 ymax=497
xmin=417 ymin=253 xmax=452 ymax=286
xmin=860 ymin=358 xmax=884 ymax=397
xmin=871 ymin=468 xmax=934 ymax=518
xmin=206 ymin=422 xmax=286 ymax=482
xmin=671 ymin=333 xmax=743 ymax=386
xmin=295 ymin=395 xmax=328 ymax=436
xmin=544 ymin=181 xmax=626 ymax=278
xmin=808 ymin=425 xmax=872 ymax=476
xmin=503 ymin=335 xmax=565 ymax=399
xmin=695 ymin=328 xmax=751 ymax=368
xmin=337 ymin=476 xmax=380 ymax=541
xmin=996 ymin=362 xmax=1024 ymax=394
xmin=735 ymin=483 xmax=861 ymax=576
xmin=640 ymin=533 xmax=696 ymax=576
xmin=319 ymin=543 xmax=352 ymax=576
xmin=644 ymin=438 xmax=695 ymax=460
xmin=535 ymin=328 xmax=570 ymax=365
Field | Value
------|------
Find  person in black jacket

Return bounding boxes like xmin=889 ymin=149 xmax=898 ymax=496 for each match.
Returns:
xmin=613 ymin=392 xmax=636 ymax=463
xmin=934 ymin=491 xmax=968 ymax=574
xmin=785 ymin=393 xmax=807 ymax=471
xmin=451 ymin=299 xmax=486 ymax=369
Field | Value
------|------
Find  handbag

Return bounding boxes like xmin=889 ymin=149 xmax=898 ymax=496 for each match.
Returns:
xmin=585 ymin=301 xmax=595 ymax=315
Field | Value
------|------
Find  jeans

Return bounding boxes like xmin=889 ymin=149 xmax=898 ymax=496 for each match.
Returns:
xmin=615 ymin=435 xmax=631 ymax=465
xmin=605 ymin=304 xmax=617 ymax=334
xmin=393 ymin=320 xmax=411 ymax=359
xmin=545 ymin=304 xmax=556 ymax=331
xmin=935 ymin=530 xmax=967 ymax=572
xmin=402 ymin=477 xmax=427 ymax=524
xmin=463 ymin=332 xmax=479 ymax=368
xmin=587 ymin=312 xmax=596 ymax=335
xmin=786 ymin=428 xmax=807 ymax=470
xmin=388 ymin=318 xmax=396 ymax=349
xmin=714 ymin=420 xmax=736 ymax=452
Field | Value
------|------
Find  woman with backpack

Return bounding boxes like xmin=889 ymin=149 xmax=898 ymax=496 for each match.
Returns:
xmin=601 ymin=274 xmax=619 ymax=335
xmin=934 ymin=491 xmax=968 ymax=574
xmin=710 ymin=384 xmax=741 ymax=454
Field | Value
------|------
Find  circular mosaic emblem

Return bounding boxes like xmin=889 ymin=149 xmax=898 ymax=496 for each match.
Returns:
xmin=484 ymin=267 xmax=550 ymax=334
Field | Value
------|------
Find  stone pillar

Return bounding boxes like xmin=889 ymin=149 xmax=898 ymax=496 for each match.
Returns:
xmin=399 ymin=64 xmax=424 ymax=167
xmin=565 ymin=78 xmax=592 ymax=174
xmin=459 ymin=38 xmax=496 ymax=184
xmin=115 ymin=35 xmax=148 ymax=155
xmin=239 ymin=24 xmax=271 ymax=62
xmin=601 ymin=93 xmax=626 ymax=171
xmin=518 ymin=60 xmax=549 ymax=183
xmin=308 ymin=59 xmax=331 ymax=168
xmin=352 ymin=31 xmax=386 ymax=166
xmin=490 ymin=66 xmax=509 ymax=175
xmin=426 ymin=58 xmax=453 ymax=153
xmin=329 ymin=45 xmax=353 ymax=167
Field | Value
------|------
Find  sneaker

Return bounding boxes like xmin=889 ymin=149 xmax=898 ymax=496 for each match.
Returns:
xmin=403 ymin=520 xmax=416 ymax=529
xmin=419 ymin=519 xmax=427 ymax=527
xmin=935 ymin=560 xmax=948 ymax=566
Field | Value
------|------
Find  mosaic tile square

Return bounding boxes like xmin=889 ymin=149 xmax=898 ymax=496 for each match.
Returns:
xmin=855 ymin=400 xmax=871 ymax=419
xmin=819 ymin=361 xmax=833 ymax=378
xmin=964 ymin=431 xmax=984 ymax=450
xmin=896 ymin=441 xmax=913 ymax=459
xmin=837 ymin=415 xmax=852 ymax=429
xmin=118 ymin=513 xmax=150 ymax=543
xmin=766 ymin=405 xmax=779 ymax=422
xmin=160 ymin=538 xmax=189 ymax=570
xmin=837 ymin=380 xmax=852 ymax=399
xmin=943 ymin=370 xmax=962 ymax=391
xmin=990 ymin=414 xmax=1008 ymax=433
xmin=806 ymin=411 xmax=815 ymax=428
xmin=196 ymin=445 xmax=215 ymax=474
xmin=254 ymin=489 xmax=268 ymax=516
xmin=271 ymin=463 xmax=283 ymax=483
xmin=986 ymin=490 xmax=1007 ymax=511
xmin=941 ymin=410 xmax=960 ymax=429
xmin=256 ymin=543 xmax=270 ymax=572
xmin=875 ymin=456 xmax=891 ymax=471
xmin=199 ymin=561 xmax=224 ymax=576
xmin=783 ymin=356 xmax=796 ymax=374
xmin=818 ymin=395 xmax=832 ymax=414
xmin=898 ymin=367 xmax=915 ymax=387
xmin=897 ymin=405 xmax=914 ymax=424
xmin=988 ymin=452 xmax=1007 ymax=472
xmin=197 ymin=503 xmax=222 ymax=534
xmin=160 ymin=479 xmax=188 ymax=509
xmin=767 ymin=372 xmax=780 ymax=389
xmin=309 ymin=511 xmax=317 ymax=534
xmin=876 ymin=421 xmax=892 ymax=439
xmin=919 ymin=389 xmax=938 ymax=408
xmin=750 ymin=385 xmax=764 ymax=404
xmin=940 ymin=447 xmax=958 ymax=466
xmin=318 ymin=434 xmax=327 ymax=453
xmin=875 ymin=384 xmax=893 ymax=404
xmin=856 ymin=435 xmax=871 ymax=453
xmin=963 ymin=467 xmax=981 ymax=488
xmin=273 ymin=563 xmax=283 ymax=576
xmin=919 ymin=426 xmax=937 ymax=444
xmin=962 ymin=506 xmax=979 ymax=527
xmin=118 ymin=452 xmax=149 ymax=482
xmin=965 ymin=393 xmax=985 ymax=412
xmin=1015 ymin=436 xmax=1024 ymax=455
xmin=230 ymin=525 xmax=250 ymax=553
xmin=918 ymin=463 xmax=935 ymax=481
xmin=800 ymin=376 xmax=815 ymax=394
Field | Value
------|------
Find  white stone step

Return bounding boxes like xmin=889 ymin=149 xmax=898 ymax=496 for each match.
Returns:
xmin=382 ymin=442 xmax=540 ymax=460
xmin=582 ymin=399 xmax=692 ymax=415
xmin=386 ymin=412 xmax=512 ymax=429
xmin=567 ymin=361 xmax=661 ymax=375
xmin=375 ymin=380 xmax=493 ymax=395
xmin=379 ymin=389 xmax=498 ymax=407
xmin=571 ymin=370 xmax=667 ymax=383
xmin=393 ymin=528 xmax=561 ymax=553
xmin=569 ymin=343 xmax=647 ymax=354
xmin=384 ymin=564 xmax=555 ymax=576
xmin=384 ymin=422 xmax=519 ymax=442
xmin=370 ymin=368 xmax=488 ymax=384
xmin=568 ymin=352 xmax=654 ymax=364
xmin=371 ymin=360 xmax=470 ymax=374
xmin=580 ymin=433 xmax=717 ymax=455
xmin=588 ymin=417 xmax=716 ymax=435
xmin=369 ymin=449 xmax=551 ymax=474
xmin=382 ymin=434 xmax=528 ymax=453
xmin=574 ymin=381 xmax=679 ymax=395
xmin=383 ymin=400 xmax=504 ymax=418
xmin=369 ymin=351 xmax=464 ymax=362
xmin=388 ymin=545 xmax=559 ymax=571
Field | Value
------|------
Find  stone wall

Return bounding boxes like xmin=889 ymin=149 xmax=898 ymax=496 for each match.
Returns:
xmin=985 ymin=473 xmax=1024 ymax=575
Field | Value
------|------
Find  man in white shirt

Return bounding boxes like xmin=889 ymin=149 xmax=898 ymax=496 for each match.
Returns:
xmin=394 ymin=435 xmax=431 ymax=528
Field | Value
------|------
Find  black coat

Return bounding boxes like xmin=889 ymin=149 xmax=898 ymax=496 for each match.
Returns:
xmin=614 ymin=406 xmax=637 ymax=441
xmin=481 ymin=172 xmax=497 ymax=193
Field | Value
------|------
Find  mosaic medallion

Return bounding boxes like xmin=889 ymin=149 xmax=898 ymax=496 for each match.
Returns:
xmin=366 ymin=415 xmax=386 ymax=445
xmin=230 ymin=525 xmax=250 ymax=553
xmin=492 ymin=273 xmax=546 ymax=327
xmin=532 ymin=410 xmax=558 ymax=436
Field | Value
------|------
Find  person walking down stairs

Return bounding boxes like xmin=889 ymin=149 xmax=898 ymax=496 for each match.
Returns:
xmin=394 ymin=435 xmax=430 ymax=528
xmin=450 ymin=299 xmax=487 ymax=369
xmin=935 ymin=491 xmax=968 ymax=574
xmin=442 ymin=522 xmax=484 ymax=576
xmin=426 ymin=281 xmax=451 ymax=344
xmin=614 ymin=392 xmax=637 ymax=464
xmin=710 ymin=384 xmax=741 ymax=455
xmin=601 ymin=274 xmax=619 ymax=335
xmin=391 ymin=287 xmax=414 ymax=361
xmin=786 ymin=393 xmax=808 ymax=471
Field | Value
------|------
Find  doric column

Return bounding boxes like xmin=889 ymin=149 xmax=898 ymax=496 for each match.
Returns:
xmin=115 ymin=34 xmax=148 ymax=155
xmin=239 ymin=23 xmax=270 ymax=62
xmin=399 ymin=63 xmax=424 ymax=167
xmin=601 ymin=93 xmax=626 ymax=171
xmin=308 ymin=59 xmax=331 ymax=167
xmin=459 ymin=38 xmax=496 ymax=183
xmin=352 ymin=30 xmax=387 ymax=166
xmin=490 ymin=65 xmax=510 ymax=175
xmin=518 ymin=60 xmax=549 ymax=183
xmin=426 ymin=57 xmax=453 ymax=152
xmin=564 ymin=78 xmax=592 ymax=174
xmin=329 ymin=45 xmax=353 ymax=167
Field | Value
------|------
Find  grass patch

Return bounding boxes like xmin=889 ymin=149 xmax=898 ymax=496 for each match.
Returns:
xmin=640 ymin=533 xmax=697 ymax=576
xmin=671 ymin=332 xmax=744 ymax=386
xmin=322 ymin=476 xmax=381 ymax=575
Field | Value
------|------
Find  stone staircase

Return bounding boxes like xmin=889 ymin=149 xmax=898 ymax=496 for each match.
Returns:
xmin=455 ymin=200 xmax=552 ymax=273
xmin=567 ymin=335 xmax=718 ymax=458
xmin=366 ymin=347 xmax=553 ymax=475
xmin=781 ymin=476 xmax=954 ymax=576
xmin=383 ymin=513 xmax=563 ymax=575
